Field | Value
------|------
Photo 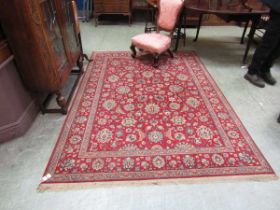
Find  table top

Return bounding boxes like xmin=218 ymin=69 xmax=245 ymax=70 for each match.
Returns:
xmin=146 ymin=0 xmax=158 ymax=7
xmin=185 ymin=0 xmax=269 ymax=15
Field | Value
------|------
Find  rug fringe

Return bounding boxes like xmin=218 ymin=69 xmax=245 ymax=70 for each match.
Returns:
xmin=37 ymin=174 xmax=278 ymax=192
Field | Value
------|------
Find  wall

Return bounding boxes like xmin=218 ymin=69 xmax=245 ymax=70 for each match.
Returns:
xmin=0 ymin=26 xmax=38 ymax=143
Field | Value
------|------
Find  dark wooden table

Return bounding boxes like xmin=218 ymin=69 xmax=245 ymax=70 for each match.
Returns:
xmin=174 ymin=0 xmax=269 ymax=63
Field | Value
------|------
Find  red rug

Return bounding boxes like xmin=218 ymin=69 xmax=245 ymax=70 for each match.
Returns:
xmin=39 ymin=51 xmax=275 ymax=190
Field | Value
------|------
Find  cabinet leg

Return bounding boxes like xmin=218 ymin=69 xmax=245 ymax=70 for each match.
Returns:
xmin=128 ymin=14 xmax=132 ymax=26
xmin=55 ymin=91 xmax=67 ymax=114
xmin=94 ymin=15 xmax=99 ymax=27
xmin=77 ymin=59 xmax=84 ymax=73
xmin=81 ymin=54 xmax=92 ymax=62
xmin=78 ymin=33 xmax=92 ymax=63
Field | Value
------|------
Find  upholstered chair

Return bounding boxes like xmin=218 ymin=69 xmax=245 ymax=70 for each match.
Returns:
xmin=130 ymin=0 xmax=184 ymax=67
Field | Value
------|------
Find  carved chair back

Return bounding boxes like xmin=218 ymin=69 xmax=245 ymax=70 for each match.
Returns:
xmin=156 ymin=0 xmax=184 ymax=36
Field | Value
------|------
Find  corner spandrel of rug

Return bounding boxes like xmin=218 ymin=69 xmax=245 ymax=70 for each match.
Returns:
xmin=41 ymin=52 xmax=275 ymax=185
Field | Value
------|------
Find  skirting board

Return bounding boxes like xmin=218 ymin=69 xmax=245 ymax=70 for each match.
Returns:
xmin=0 ymin=100 xmax=38 ymax=142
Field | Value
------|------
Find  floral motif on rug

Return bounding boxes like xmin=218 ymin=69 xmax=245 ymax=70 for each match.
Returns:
xmin=40 ymin=51 xmax=275 ymax=187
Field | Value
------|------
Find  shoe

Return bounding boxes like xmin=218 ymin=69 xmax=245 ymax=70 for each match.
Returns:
xmin=260 ymin=72 xmax=277 ymax=85
xmin=244 ymin=73 xmax=265 ymax=88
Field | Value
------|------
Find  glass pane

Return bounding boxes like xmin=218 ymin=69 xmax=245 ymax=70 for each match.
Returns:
xmin=40 ymin=0 xmax=67 ymax=70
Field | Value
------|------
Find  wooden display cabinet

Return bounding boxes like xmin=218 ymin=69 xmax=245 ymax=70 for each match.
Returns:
xmin=93 ymin=0 xmax=132 ymax=26
xmin=0 ymin=0 xmax=86 ymax=114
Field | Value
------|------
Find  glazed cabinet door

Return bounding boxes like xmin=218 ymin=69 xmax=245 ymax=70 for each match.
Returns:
xmin=55 ymin=0 xmax=81 ymax=66
xmin=40 ymin=0 xmax=68 ymax=74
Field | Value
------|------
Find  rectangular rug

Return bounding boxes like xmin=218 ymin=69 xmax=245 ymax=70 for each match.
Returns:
xmin=39 ymin=51 xmax=276 ymax=191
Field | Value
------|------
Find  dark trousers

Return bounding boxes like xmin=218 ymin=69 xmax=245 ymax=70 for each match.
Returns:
xmin=248 ymin=10 xmax=280 ymax=75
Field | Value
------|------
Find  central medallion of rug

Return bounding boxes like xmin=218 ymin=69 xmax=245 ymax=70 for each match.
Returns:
xmin=40 ymin=51 xmax=275 ymax=190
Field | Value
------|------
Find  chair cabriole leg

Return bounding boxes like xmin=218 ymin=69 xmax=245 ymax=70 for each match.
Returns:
xmin=153 ymin=54 xmax=159 ymax=67
xmin=130 ymin=44 xmax=137 ymax=58
xmin=167 ymin=49 xmax=174 ymax=58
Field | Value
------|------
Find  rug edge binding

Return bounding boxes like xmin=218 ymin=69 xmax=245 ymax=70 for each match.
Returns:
xmin=37 ymin=174 xmax=278 ymax=192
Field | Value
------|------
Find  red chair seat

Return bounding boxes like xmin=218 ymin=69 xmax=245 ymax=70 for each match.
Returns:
xmin=132 ymin=33 xmax=171 ymax=54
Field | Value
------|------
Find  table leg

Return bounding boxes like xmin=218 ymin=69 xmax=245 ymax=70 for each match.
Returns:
xmin=182 ymin=13 xmax=187 ymax=46
xmin=242 ymin=15 xmax=260 ymax=64
xmin=174 ymin=9 xmax=184 ymax=52
xmin=240 ymin=20 xmax=249 ymax=44
xmin=193 ymin=13 xmax=203 ymax=42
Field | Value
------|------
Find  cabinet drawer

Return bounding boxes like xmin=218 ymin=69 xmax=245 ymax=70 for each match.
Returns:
xmin=94 ymin=2 xmax=104 ymax=13
xmin=94 ymin=0 xmax=131 ymax=13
